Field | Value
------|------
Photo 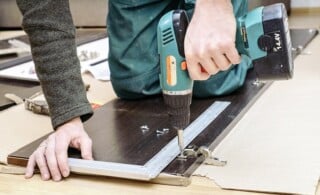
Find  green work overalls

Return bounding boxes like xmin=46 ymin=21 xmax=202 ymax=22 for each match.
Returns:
xmin=107 ymin=0 xmax=252 ymax=99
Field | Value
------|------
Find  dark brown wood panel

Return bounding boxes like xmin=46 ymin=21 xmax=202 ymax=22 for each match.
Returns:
xmin=8 ymin=94 xmax=214 ymax=166
xmin=6 ymin=71 xmax=271 ymax=174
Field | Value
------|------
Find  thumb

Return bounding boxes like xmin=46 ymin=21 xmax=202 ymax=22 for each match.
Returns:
xmin=80 ymin=137 xmax=93 ymax=160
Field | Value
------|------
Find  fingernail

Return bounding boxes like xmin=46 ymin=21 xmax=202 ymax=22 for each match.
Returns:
xmin=62 ymin=170 xmax=69 ymax=177
xmin=53 ymin=175 xmax=61 ymax=181
xmin=25 ymin=173 xmax=31 ymax=179
xmin=42 ymin=173 xmax=49 ymax=180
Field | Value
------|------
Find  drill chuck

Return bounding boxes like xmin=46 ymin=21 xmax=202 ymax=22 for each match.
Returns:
xmin=163 ymin=93 xmax=192 ymax=129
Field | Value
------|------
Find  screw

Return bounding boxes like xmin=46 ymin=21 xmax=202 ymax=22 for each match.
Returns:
xmin=252 ymin=79 xmax=264 ymax=87
xmin=156 ymin=128 xmax=170 ymax=135
xmin=162 ymin=128 xmax=169 ymax=133
xmin=156 ymin=129 xmax=164 ymax=135
xmin=140 ymin=125 xmax=149 ymax=134
xmin=140 ymin=125 xmax=149 ymax=130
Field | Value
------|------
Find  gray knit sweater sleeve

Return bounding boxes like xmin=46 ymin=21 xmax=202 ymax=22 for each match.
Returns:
xmin=16 ymin=0 xmax=93 ymax=129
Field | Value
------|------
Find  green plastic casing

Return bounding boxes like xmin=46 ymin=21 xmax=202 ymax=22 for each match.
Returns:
xmin=157 ymin=10 xmax=193 ymax=95
xmin=236 ymin=6 xmax=266 ymax=60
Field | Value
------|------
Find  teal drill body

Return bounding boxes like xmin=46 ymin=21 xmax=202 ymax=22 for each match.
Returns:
xmin=158 ymin=10 xmax=192 ymax=96
xmin=157 ymin=3 xmax=293 ymax=153
xmin=158 ymin=4 xmax=292 ymax=96
xmin=236 ymin=6 xmax=266 ymax=60
xmin=158 ymin=10 xmax=192 ymax=132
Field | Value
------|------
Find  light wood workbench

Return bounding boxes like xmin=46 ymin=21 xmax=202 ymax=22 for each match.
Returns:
xmin=1 ymin=10 xmax=320 ymax=195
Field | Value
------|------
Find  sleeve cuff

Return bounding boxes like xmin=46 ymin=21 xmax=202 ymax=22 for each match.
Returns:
xmin=51 ymin=103 xmax=93 ymax=130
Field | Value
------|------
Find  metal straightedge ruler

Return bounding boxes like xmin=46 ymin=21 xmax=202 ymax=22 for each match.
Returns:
xmin=68 ymin=101 xmax=230 ymax=180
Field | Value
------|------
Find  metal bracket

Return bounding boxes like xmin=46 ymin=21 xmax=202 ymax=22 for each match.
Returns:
xmin=178 ymin=145 xmax=227 ymax=167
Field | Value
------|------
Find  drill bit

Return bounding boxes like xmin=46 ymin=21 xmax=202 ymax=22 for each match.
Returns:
xmin=177 ymin=129 xmax=184 ymax=156
xmin=164 ymin=94 xmax=191 ymax=156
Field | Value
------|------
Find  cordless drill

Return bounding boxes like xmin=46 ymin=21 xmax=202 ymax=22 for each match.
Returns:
xmin=157 ymin=3 xmax=293 ymax=155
